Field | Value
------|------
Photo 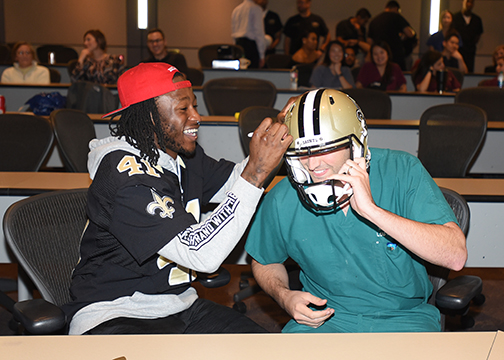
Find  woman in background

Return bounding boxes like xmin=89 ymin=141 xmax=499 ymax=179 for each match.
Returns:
xmin=356 ymin=41 xmax=406 ymax=91
xmin=1 ymin=42 xmax=50 ymax=84
xmin=309 ymin=40 xmax=354 ymax=89
xmin=480 ymin=56 xmax=504 ymax=86
xmin=484 ymin=45 xmax=504 ymax=73
xmin=71 ymin=29 xmax=124 ymax=84
xmin=413 ymin=50 xmax=460 ymax=92
xmin=426 ymin=10 xmax=461 ymax=52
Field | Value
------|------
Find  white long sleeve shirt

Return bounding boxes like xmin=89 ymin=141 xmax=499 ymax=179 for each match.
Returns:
xmin=231 ymin=0 xmax=266 ymax=59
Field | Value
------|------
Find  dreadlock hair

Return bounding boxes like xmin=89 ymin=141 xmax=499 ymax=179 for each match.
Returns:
xmin=109 ymin=97 xmax=166 ymax=166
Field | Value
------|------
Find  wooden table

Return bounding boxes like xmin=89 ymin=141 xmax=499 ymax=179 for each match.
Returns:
xmin=0 ymin=171 xmax=91 ymax=196
xmin=0 ymin=330 xmax=501 ymax=360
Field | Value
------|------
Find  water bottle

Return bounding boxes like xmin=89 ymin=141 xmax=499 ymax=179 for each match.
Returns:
xmin=290 ymin=67 xmax=298 ymax=90
xmin=48 ymin=52 xmax=55 ymax=65
xmin=498 ymin=72 xmax=504 ymax=89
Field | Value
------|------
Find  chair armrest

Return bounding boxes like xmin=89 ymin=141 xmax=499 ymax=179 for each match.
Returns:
xmin=435 ymin=275 xmax=483 ymax=310
xmin=197 ymin=267 xmax=231 ymax=288
xmin=13 ymin=299 xmax=67 ymax=334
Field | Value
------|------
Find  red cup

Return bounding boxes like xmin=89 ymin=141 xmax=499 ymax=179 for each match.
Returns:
xmin=0 ymin=95 xmax=5 ymax=114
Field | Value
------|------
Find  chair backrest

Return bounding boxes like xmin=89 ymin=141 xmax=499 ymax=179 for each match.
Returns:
xmin=198 ymin=44 xmax=244 ymax=68
xmin=238 ymin=106 xmax=284 ymax=186
xmin=36 ymin=44 xmax=78 ymax=65
xmin=48 ymin=68 xmax=61 ymax=83
xmin=266 ymin=54 xmax=292 ymax=69
xmin=343 ymin=88 xmax=392 ymax=119
xmin=50 ymin=109 xmax=96 ymax=172
xmin=426 ymin=187 xmax=469 ymax=329
xmin=0 ymin=114 xmax=54 ymax=171
xmin=446 ymin=67 xmax=464 ymax=87
xmin=203 ymin=77 xmax=277 ymax=116
xmin=67 ymin=59 xmax=78 ymax=78
xmin=186 ymin=67 xmax=204 ymax=86
xmin=293 ymin=63 xmax=315 ymax=88
xmin=418 ymin=103 xmax=487 ymax=178
xmin=3 ymin=188 xmax=88 ymax=306
xmin=351 ymin=66 xmax=361 ymax=83
xmin=66 ymin=81 xmax=119 ymax=114
xmin=455 ymin=87 xmax=504 ymax=122
xmin=238 ymin=106 xmax=280 ymax=155
xmin=0 ymin=43 xmax=12 ymax=64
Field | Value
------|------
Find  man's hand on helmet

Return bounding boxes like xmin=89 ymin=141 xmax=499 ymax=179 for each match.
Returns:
xmin=241 ymin=117 xmax=293 ymax=188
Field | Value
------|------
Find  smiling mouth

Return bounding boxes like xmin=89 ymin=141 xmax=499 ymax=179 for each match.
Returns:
xmin=183 ymin=128 xmax=198 ymax=138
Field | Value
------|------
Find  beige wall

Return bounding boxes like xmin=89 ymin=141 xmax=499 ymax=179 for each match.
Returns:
xmin=3 ymin=0 xmax=503 ymax=72
xmin=4 ymin=0 xmax=127 ymax=56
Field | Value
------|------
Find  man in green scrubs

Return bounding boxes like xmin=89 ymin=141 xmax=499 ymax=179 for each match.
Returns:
xmin=245 ymin=89 xmax=467 ymax=333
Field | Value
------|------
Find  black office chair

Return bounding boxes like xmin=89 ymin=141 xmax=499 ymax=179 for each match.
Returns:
xmin=351 ymin=66 xmax=361 ymax=83
xmin=203 ymin=78 xmax=277 ymax=116
xmin=66 ymin=81 xmax=118 ymax=114
xmin=265 ymin=54 xmax=292 ymax=69
xmin=50 ymin=109 xmax=96 ymax=172
xmin=2 ymin=189 xmax=88 ymax=334
xmin=48 ymin=68 xmax=61 ymax=83
xmin=343 ymin=88 xmax=392 ymax=119
xmin=427 ymin=187 xmax=484 ymax=330
xmin=293 ymin=63 xmax=315 ymax=88
xmin=36 ymin=44 xmax=78 ymax=65
xmin=198 ymin=44 xmax=244 ymax=68
xmin=185 ymin=67 xmax=204 ymax=86
xmin=455 ymin=87 xmax=504 ymax=122
xmin=0 ymin=114 xmax=54 ymax=171
xmin=447 ymin=67 xmax=464 ymax=87
xmin=238 ymin=106 xmax=280 ymax=155
xmin=238 ymin=106 xmax=286 ymax=182
xmin=418 ymin=103 xmax=487 ymax=178
xmin=0 ymin=43 xmax=12 ymax=64
xmin=67 ymin=59 xmax=78 ymax=78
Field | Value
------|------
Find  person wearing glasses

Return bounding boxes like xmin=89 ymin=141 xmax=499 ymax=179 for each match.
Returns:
xmin=142 ymin=28 xmax=188 ymax=76
xmin=1 ymin=42 xmax=50 ymax=84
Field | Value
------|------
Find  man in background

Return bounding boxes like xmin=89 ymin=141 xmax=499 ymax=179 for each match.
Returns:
xmin=231 ymin=0 xmax=267 ymax=68
xmin=283 ymin=0 xmax=330 ymax=56
xmin=452 ymin=0 xmax=483 ymax=72
xmin=142 ymin=28 xmax=188 ymax=76
xmin=442 ymin=30 xmax=468 ymax=74
xmin=336 ymin=8 xmax=371 ymax=66
xmin=368 ymin=1 xmax=416 ymax=70
xmin=257 ymin=0 xmax=283 ymax=56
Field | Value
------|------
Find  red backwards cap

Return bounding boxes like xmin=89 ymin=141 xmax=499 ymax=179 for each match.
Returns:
xmin=102 ymin=62 xmax=192 ymax=118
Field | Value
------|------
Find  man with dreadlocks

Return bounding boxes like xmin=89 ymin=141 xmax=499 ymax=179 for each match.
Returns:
xmin=62 ymin=62 xmax=292 ymax=334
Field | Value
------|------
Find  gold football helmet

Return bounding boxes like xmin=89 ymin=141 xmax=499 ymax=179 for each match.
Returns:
xmin=284 ymin=89 xmax=371 ymax=210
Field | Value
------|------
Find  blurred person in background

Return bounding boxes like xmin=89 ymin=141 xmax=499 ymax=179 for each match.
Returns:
xmin=309 ymin=40 xmax=354 ymax=89
xmin=71 ymin=29 xmax=124 ymax=84
xmin=413 ymin=50 xmax=460 ymax=92
xmin=356 ymin=41 xmax=406 ymax=91
xmin=1 ymin=42 xmax=50 ymax=84
xmin=142 ymin=28 xmax=188 ymax=76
